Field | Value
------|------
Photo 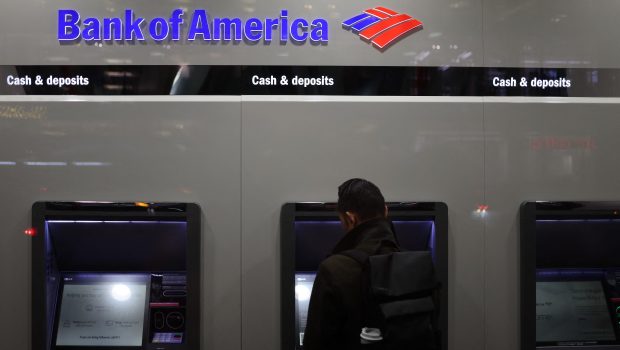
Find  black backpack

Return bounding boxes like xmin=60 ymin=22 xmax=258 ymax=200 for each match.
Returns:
xmin=340 ymin=249 xmax=441 ymax=350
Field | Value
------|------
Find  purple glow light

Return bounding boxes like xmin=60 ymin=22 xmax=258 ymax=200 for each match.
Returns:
xmin=537 ymin=219 xmax=620 ymax=223
xmin=294 ymin=220 xmax=434 ymax=225
xmin=536 ymin=269 xmax=608 ymax=278
xmin=47 ymin=220 xmax=185 ymax=224
xmin=430 ymin=222 xmax=436 ymax=262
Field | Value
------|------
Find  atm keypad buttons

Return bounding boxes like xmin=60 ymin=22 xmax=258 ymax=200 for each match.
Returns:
xmin=153 ymin=332 xmax=183 ymax=344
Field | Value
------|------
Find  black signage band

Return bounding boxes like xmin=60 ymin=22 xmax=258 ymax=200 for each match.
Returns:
xmin=1 ymin=65 xmax=619 ymax=97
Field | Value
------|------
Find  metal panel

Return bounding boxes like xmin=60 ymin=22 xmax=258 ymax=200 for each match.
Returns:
xmin=241 ymin=96 xmax=485 ymax=350
xmin=0 ymin=0 xmax=482 ymax=66
xmin=483 ymin=99 xmax=620 ymax=350
xmin=483 ymin=0 xmax=620 ymax=68
xmin=0 ymin=98 xmax=242 ymax=350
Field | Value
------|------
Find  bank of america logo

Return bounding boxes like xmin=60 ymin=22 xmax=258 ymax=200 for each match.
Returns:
xmin=342 ymin=7 xmax=423 ymax=50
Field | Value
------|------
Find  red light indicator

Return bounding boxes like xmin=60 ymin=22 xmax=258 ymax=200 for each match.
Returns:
xmin=476 ymin=205 xmax=489 ymax=213
xmin=24 ymin=228 xmax=36 ymax=237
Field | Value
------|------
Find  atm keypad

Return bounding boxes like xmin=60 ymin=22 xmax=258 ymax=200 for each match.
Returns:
xmin=149 ymin=274 xmax=187 ymax=344
xmin=153 ymin=332 xmax=183 ymax=344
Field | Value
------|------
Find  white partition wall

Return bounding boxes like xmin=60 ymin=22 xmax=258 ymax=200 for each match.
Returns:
xmin=240 ymin=97 xmax=485 ymax=350
xmin=0 ymin=97 xmax=619 ymax=350
xmin=0 ymin=98 xmax=242 ymax=350
xmin=483 ymin=98 xmax=620 ymax=350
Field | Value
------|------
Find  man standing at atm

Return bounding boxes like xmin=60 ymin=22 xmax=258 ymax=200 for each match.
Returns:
xmin=303 ymin=178 xmax=399 ymax=350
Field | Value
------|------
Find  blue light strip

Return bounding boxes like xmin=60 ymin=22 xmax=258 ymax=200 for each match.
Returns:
xmin=47 ymin=220 xmax=185 ymax=224
xmin=294 ymin=220 xmax=432 ymax=225
xmin=536 ymin=268 xmax=609 ymax=278
xmin=430 ymin=222 xmax=436 ymax=262
xmin=537 ymin=219 xmax=620 ymax=222
xmin=63 ymin=272 xmax=148 ymax=278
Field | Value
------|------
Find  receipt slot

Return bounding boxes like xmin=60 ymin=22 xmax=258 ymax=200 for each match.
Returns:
xmin=280 ymin=202 xmax=448 ymax=350
xmin=521 ymin=202 xmax=620 ymax=350
xmin=31 ymin=202 xmax=201 ymax=350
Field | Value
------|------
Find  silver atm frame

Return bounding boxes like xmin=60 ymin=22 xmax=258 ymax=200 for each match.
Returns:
xmin=520 ymin=201 xmax=620 ymax=350
xmin=31 ymin=201 xmax=202 ymax=350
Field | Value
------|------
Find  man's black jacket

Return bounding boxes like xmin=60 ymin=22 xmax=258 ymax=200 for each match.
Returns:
xmin=303 ymin=218 xmax=400 ymax=350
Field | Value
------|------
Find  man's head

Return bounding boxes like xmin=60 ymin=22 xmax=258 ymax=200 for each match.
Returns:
xmin=337 ymin=178 xmax=388 ymax=232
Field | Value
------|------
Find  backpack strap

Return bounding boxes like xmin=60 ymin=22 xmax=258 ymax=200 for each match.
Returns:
xmin=338 ymin=249 xmax=383 ymax=331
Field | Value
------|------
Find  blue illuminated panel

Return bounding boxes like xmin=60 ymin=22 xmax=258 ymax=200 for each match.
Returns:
xmin=536 ymin=219 xmax=620 ymax=268
xmin=294 ymin=220 xmax=435 ymax=272
xmin=46 ymin=220 xmax=187 ymax=272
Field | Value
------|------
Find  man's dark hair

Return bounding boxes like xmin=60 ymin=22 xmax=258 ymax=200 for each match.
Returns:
xmin=337 ymin=178 xmax=386 ymax=221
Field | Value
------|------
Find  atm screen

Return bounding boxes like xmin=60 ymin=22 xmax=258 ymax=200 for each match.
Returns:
xmin=55 ymin=275 xmax=149 ymax=347
xmin=536 ymin=281 xmax=616 ymax=343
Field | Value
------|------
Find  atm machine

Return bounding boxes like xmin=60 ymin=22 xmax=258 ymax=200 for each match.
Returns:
xmin=521 ymin=202 xmax=620 ymax=350
xmin=31 ymin=202 xmax=201 ymax=350
xmin=280 ymin=202 xmax=448 ymax=350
